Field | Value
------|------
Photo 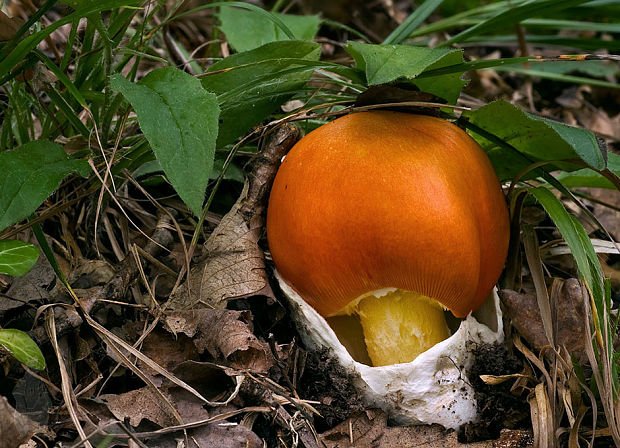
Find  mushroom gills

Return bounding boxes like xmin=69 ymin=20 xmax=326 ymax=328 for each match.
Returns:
xmin=328 ymin=290 xmax=451 ymax=367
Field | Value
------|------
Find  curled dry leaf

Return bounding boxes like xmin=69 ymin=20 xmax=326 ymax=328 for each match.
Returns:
xmin=169 ymin=124 xmax=299 ymax=309
xmin=0 ymin=396 xmax=39 ymax=447
xmin=499 ymin=279 xmax=585 ymax=361
xmin=164 ymin=309 xmax=274 ymax=372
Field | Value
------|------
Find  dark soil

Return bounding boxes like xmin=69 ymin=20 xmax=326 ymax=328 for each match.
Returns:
xmin=459 ymin=343 xmax=530 ymax=443
xmin=296 ymin=347 xmax=366 ymax=431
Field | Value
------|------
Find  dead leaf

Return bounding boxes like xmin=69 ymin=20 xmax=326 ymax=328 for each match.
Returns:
xmin=0 ymin=396 xmax=39 ymax=447
xmin=199 ymin=181 xmax=273 ymax=304
xmin=583 ymin=188 xmax=620 ymax=240
xmin=499 ymin=279 xmax=585 ymax=361
xmin=0 ymin=255 xmax=55 ymax=312
xmin=0 ymin=11 xmax=23 ymax=41
xmin=169 ymin=360 xmax=238 ymax=401
xmin=139 ymin=330 xmax=200 ymax=376
xmin=169 ymin=124 xmax=299 ymax=309
xmin=320 ymin=409 xmax=530 ymax=447
xmin=145 ymin=423 xmax=263 ymax=448
xmin=321 ymin=409 xmax=385 ymax=447
xmin=12 ymin=373 xmax=52 ymax=425
xmin=100 ymin=387 xmax=177 ymax=427
xmin=164 ymin=309 xmax=274 ymax=372
xmin=68 ymin=259 xmax=115 ymax=289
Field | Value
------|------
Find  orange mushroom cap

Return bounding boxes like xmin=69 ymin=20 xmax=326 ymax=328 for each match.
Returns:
xmin=267 ymin=111 xmax=509 ymax=318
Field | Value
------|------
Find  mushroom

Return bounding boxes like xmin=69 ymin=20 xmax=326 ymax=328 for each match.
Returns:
xmin=267 ymin=111 xmax=510 ymax=369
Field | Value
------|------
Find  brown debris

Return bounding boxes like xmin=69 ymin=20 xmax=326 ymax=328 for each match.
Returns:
xmin=499 ymin=279 xmax=586 ymax=361
xmin=169 ymin=124 xmax=299 ymax=309
xmin=100 ymin=387 xmax=178 ymax=428
xmin=164 ymin=308 xmax=274 ymax=372
xmin=139 ymin=330 xmax=200 ymax=376
xmin=145 ymin=422 xmax=264 ymax=448
xmin=0 ymin=396 xmax=40 ymax=447
xmin=0 ymin=255 xmax=55 ymax=312
xmin=0 ymin=11 xmax=23 ymax=41
xmin=321 ymin=409 xmax=532 ymax=447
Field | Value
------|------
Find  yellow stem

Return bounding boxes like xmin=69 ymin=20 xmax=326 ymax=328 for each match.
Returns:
xmin=355 ymin=290 xmax=451 ymax=366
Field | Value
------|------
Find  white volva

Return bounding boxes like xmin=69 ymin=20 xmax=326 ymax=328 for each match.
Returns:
xmin=276 ymin=271 xmax=504 ymax=430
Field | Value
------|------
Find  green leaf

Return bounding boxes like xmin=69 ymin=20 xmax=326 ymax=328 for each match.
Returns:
xmin=0 ymin=240 xmax=40 ymax=277
xmin=201 ymin=40 xmax=321 ymax=146
xmin=0 ymin=0 xmax=142 ymax=80
xmin=504 ymin=60 xmax=619 ymax=77
xmin=345 ymin=41 xmax=465 ymax=103
xmin=440 ymin=0 xmax=592 ymax=47
xmin=463 ymin=100 xmax=605 ymax=181
xmin=219 ymin=5 xmax=320 ymax=52
xmin=383 ymin=0 xmax=445 ymax=45
xmin=556 ymin=153 xmax=620 ymax=188
xmin=133 ymin=157 xmax=244 ymax=183
xmin=0 ymin=140 xmax=89 ymax=231
xmin=495 ymin=65 xmax=620 ymax=90
xmin=0 ymin=328 xmax=46 ymax=370
xmin=111 ymin=67 xmax=220 ymax=216
xmin=529 ymin=186 xmax=605 ymax=318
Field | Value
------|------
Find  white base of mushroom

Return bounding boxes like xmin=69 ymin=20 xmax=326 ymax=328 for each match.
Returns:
xmin=275 ymin=271 xmax=504 ymax=430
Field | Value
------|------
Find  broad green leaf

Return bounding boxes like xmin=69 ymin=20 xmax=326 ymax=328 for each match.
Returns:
xmin=0 ymin=140 xmax=89 ymax=231
xmin=410 ymin=50 xmax=466 ymax=105
xmin=529 ymin=186 xmax=605 ymax=319
xmin=0 ymin=240 xmax=39 ymax=277
xmin=133 ymin=157 xmax=244 ymax=183
xmin=111 ymin=67 xmax=220 ymax=216
xmin=201 ymin=40 xmax=321 ymax=146
xmin=345 ymin=41 xmax=465 ymax=103
xmin=0 ymin=328 xmax=46 ymax=370
xmin=464 ymin=100 xmax=605 ymax=181
xmin=219 ymin=6 xmax=320 ymax=52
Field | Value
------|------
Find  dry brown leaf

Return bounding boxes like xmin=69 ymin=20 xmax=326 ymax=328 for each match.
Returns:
xmin=169 ymin=124 xmax=299 ymax=309
xmin=499 ymin=279 xmax=585 ymax=361
xmin=320 ymin=409 xmax=531 ymax=447
xmin=584 ymin=188 xmax=620 ymax=240
xmin=0 ymin=11 xmax=23 ymax=41
xmin=199 ymin=181 xmax=273 ymax=305
xmin=0 ymin=255 xmax=55 ymax=311
xmin=164 ymin=309 xmax=274 ymax=372
xmin=145 ymin=423 xmax=263 ymax=448
xmin=0 ymin=396 xmax=39 ymax=447
xmin=169 ymin=361 xmax=238 ymax=402
xmin=100 ymin=387 xmax=177 ymax=427
xmin=139 ymin=330 xmax=200 ymax=376
xmin=68 ymin=259 xmax=115 ymax=289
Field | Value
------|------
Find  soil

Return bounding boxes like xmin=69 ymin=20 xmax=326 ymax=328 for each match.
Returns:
xmin=459 ymin=343 xmax=530 ymax=443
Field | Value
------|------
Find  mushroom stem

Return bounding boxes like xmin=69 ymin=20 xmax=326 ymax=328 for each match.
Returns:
xmin=355 ymin=290 xmax=451 ymax=366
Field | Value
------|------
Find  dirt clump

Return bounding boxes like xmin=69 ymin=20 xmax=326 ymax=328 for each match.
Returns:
xmin=459 ymin=343 xmax=530 ymax=443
